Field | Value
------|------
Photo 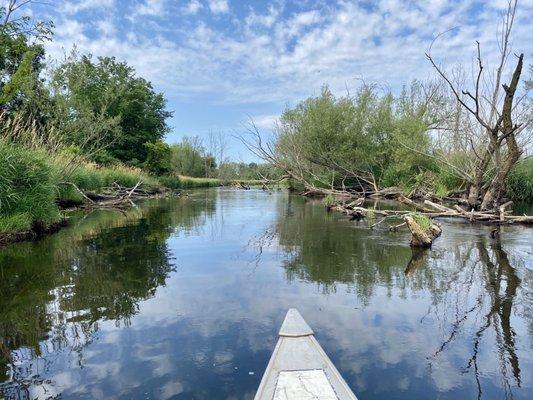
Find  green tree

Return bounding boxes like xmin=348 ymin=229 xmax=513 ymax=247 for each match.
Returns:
xmin=51 ymin=54 xmax=172 ymax=165
xmin=144 ymin=140 xmax=171 ymax=175
xmin=0 ymin=1 xmax=53 ymax=119
xmin=170 ymin=137 xmax=212 ymax=177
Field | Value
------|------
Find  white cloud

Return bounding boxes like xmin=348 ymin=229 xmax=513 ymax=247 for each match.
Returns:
xmin=246 ymin=5 xmax=280 ymax=28
xmin=251 ymin=114 xmax=279 ymax=129
xmin=96 ymin=19 xmax=116 ymax=36
xmin=183 ymin=0 xmax=202 ymax=15
xmin=45 ymin=0 xmax=533 ymax=107
xmin=134 ymin=0 xmax=165 ymax=17
xmin=61 ymin=0 xmax=114 ymax=14
xmin=208 ymin=0 xmax=229 ymax=14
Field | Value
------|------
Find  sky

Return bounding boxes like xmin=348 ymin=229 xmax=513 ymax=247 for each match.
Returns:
xmin=12 ymin=0 xmax=533 ymax=160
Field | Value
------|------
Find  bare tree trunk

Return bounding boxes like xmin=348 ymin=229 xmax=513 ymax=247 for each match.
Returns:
xmin=427 ymin=1 xmax=529 ymax=212
xmin=480 ymin=54 xmax=524 ymax=210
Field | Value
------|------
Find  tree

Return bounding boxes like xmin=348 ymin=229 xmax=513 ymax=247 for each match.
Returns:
xmin=144 ymin=140 xmax=171 ymax=175
xmin=0 ymin=0 xmax=53 ymax=119
xmin=427 ymin=0 xmax=531 ymax=210
xmin=51 ymin=54 xmax=172 ymax=165
xmin=239 ymin=84 xmax=439 ymax=195
xmin=170 ymin=136 xmax=211 ymax=177
xmin=207 ymin=130 xmax=228 ymax=176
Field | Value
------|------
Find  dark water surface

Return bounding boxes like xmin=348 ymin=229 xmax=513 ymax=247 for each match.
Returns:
xmin=0 ymin=189 xmax=532 ymax=400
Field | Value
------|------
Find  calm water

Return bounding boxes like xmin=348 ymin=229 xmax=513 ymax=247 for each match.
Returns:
xmin=0 ymin=189 xmax=532 ymax=400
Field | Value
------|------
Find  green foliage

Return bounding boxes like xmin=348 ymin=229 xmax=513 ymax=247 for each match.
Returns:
xmin=413 ymin=213 xmax=431 ymax=232
xmin=277 ymin=83 xmax=439 ymax=190
xmin=56 ymin=163 xmax=164 ymax=204
xmin=506 ymin=158 xmax=533 ymax=202
xmin=76 ymin=164 xmax=161 ymax=191
xmin=51 ymin=54 xmax=172 ymax=164
xmin=435 ymin=163 xmax=464 ymax=196
xmin=157 ymin=174 xmax=182 ymax=190
xmin=278 ymin=86 xmax=388 ymax=182
xmin=170 ymin=137 xmax=214 ymax=178
xmin=144 ymin=140 xmax=171 ymax=175
xmin=0 ymin=4 xmax=52 ymax=121
xmin=323 ymin=194 xmax=336 ymax=208
xmin=0 ymin=49 xmax=35 ymax=105
xmin=0 ymin=142 xmax=60 ymax=232
xmin=0 ymin=212 xmax=32 ymax=233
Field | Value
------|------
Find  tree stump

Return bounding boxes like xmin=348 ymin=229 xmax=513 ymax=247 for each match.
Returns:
xmin=404 ymin=216 xmax=441 ymax=247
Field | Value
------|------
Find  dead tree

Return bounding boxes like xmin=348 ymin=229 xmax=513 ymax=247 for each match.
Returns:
xmin=427 ymin=0 xmax=530 ymax=211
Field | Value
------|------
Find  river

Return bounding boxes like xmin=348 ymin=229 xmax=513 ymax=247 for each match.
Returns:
xmin=0 ymin=188 xmax=532 ymax=399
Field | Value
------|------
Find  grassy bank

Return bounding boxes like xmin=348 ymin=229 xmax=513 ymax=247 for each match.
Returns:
xmin=0 ymin=140 xmax=266 ymax=243
xmin=0 ymin=142 xmax=263 ymax=241
xmin=0 ymin=143 xmax=61 ymax=234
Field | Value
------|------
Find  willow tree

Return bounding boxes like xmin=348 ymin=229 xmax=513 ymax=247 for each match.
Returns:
xmin=427 ymin=0 xmax=531 ymax=210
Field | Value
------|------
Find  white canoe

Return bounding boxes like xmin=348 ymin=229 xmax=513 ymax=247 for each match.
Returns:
xmin=254 ymin=309 xmax=358 ymax=400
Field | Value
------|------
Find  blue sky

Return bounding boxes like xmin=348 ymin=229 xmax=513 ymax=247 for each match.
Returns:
xmin=14 ymin=0 xmax=533 ymax=160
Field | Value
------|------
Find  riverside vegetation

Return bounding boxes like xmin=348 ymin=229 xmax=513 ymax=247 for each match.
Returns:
xmin=0 ymin=2 xmax=271 ymax=243
xmin=241 ymin=1 xmax=532 ymax=244
xmin=1 ymin=0 xmax=532 ymax=246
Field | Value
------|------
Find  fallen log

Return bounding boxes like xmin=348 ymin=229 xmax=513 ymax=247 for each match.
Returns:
xmin=423 ymin=200 xmax=455 ymax=213
xmin=398 ymin=195 xmax=434 ymax=213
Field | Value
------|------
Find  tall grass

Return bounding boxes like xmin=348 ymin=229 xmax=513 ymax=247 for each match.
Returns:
xmin=177 ymin=175 xmax=221 ymax=188
xmin=506 ymin=158 xmax=533 ymax=202
xmin=0 ymin=142 xmax=61 ymax=232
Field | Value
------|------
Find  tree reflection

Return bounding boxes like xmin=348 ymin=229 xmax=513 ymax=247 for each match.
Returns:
xmin=428 ymin=237 xmax=523 ymax=400
xmin=252 ymin=195 xmax=530 ymax=399
xmin=0 ymin=196 xmax=215 ymax=399
xmin=271 ymin=196 xmax=412 ymax=300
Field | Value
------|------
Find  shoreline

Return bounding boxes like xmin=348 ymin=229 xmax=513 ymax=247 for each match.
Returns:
xmin=0 ymin=182 xmax=260 ymax=248
xmin=0 ymin=190 xmax=175 ymax=248
xmin=0 ymin=219 xmax=69 ymax=247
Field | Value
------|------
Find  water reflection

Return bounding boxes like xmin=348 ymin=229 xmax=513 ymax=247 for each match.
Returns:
xmin=0 ymin=190 xmax=531 ymax=400
xmin=427 ymin=238 xmax=525 ymax=400
xmin=0 ymin=195 xmax=216 ymax=399
xmin=254 ymin=195 xmax=532 ymax=399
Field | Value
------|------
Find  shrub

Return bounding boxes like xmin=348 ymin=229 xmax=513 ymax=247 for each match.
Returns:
xmin=0 ymin=142 xmax=61 ymax=231
xmin=158 ymin=174 xmax=182 ymax=190
xmin=506 ymin=158 xmax=533 ymax=202
xmin=144 ymin=140 xmax=171 ymax=175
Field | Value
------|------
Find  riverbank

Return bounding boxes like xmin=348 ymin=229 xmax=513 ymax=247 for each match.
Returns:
xmin=0 ymin=146 xmax=259 ymax=246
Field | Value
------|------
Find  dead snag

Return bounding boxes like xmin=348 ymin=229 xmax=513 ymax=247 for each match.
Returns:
xmin=404 ymin=215 xmax=442 ymax=247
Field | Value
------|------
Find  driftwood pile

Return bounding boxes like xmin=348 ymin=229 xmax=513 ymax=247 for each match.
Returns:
xmin=331 ymin=196 xmax=533 ymax=225
xmin=62 ymin=181 xmax=171 ymax=210
xmin=329 ymin=193 xmax=532 ymax=247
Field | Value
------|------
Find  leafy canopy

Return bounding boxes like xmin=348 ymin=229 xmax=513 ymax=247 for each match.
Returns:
xmin=51 ymin=54 xmax=173 ymax=165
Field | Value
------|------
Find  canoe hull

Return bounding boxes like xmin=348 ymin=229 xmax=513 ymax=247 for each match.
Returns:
xmin=254 ymin=309 xmax=358 ymax=400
